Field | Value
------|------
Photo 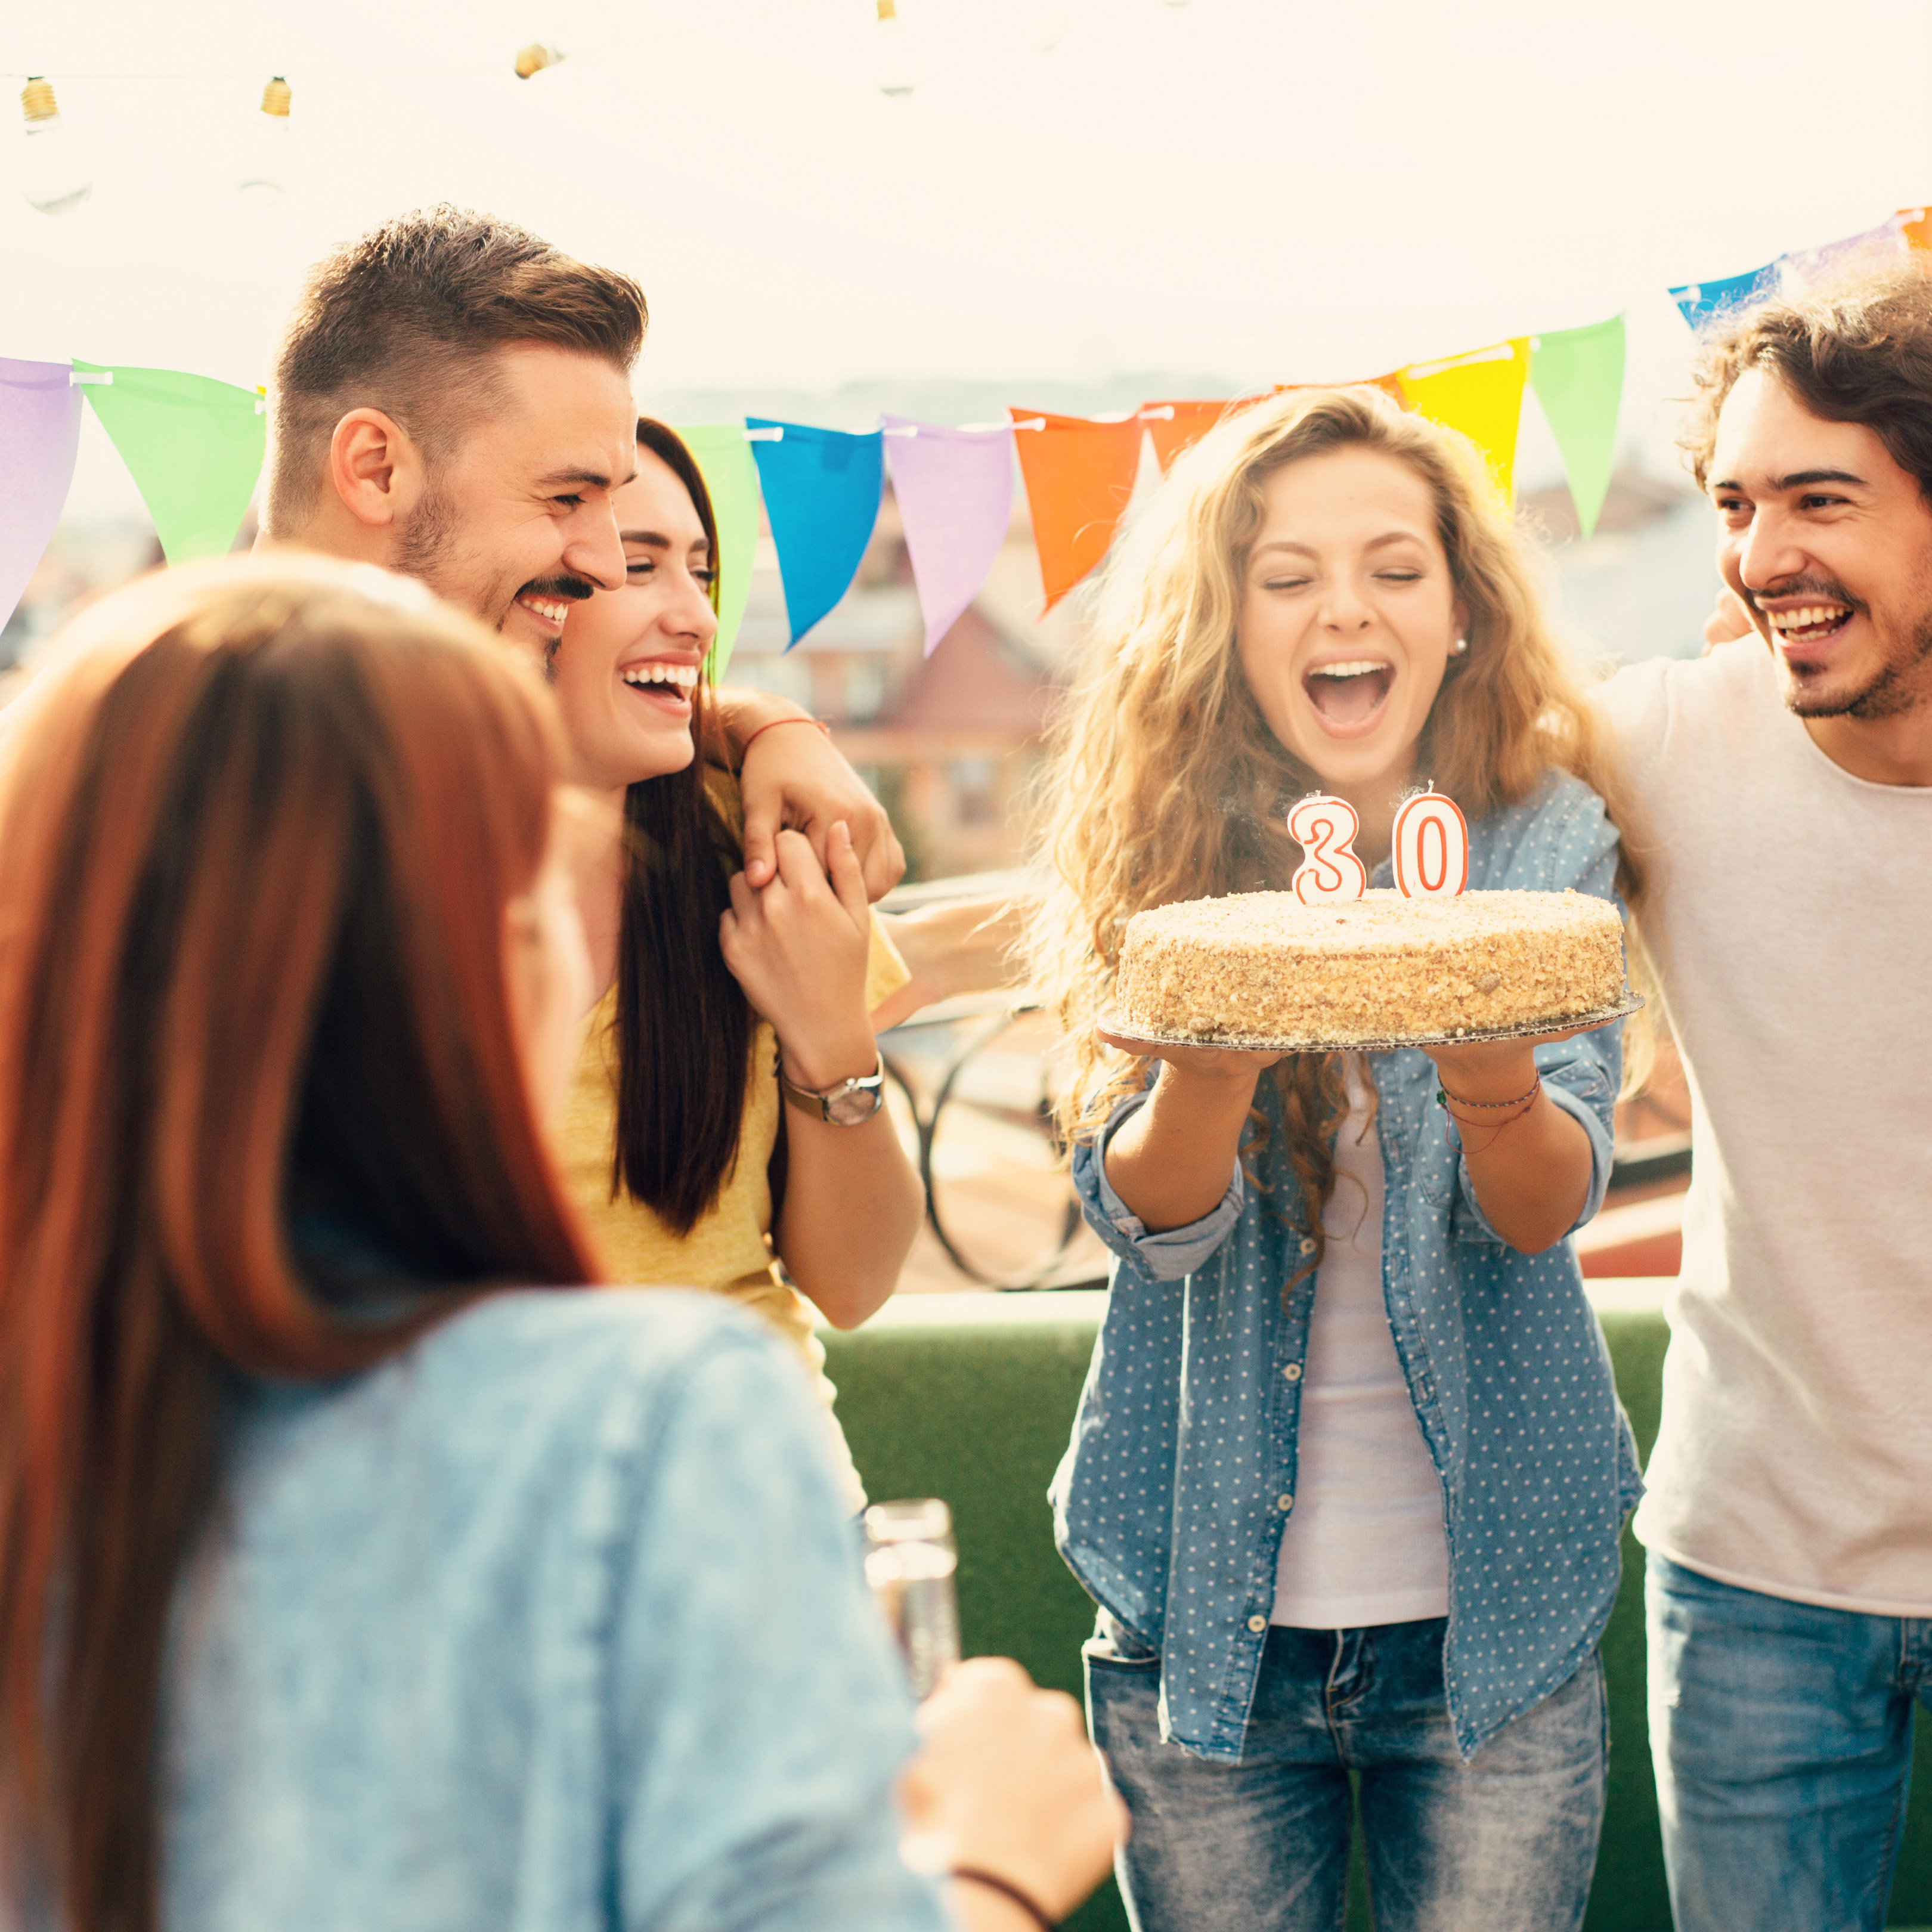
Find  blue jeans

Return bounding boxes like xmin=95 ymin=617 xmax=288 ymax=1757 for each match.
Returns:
xmin=1648 ymin=1552 xmax=1932 ymax=1931
xmin=1085 ymin=1617 xmax=1606 ymax=1932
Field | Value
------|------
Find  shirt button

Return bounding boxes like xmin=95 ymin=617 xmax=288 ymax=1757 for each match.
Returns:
xmin=1298 ymin=1236 xmax=1317 ymax=1256
xmin=1277 ymin=1493 xmax=1293 ymax=1512
xmin=1247 ymin=1615 xmax=1268 ymax=1634
xmin=1283 ymin=1363 xmax=1303 ymax=1381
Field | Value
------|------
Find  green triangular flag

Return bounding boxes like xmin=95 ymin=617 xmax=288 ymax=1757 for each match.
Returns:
xmin=675 ymin=424 xmax=761 ymax=682
xmin=1528 ymin=317 xmax=1624 ymax=540
xmin=72 ymin=360 xmax=266 ymax=564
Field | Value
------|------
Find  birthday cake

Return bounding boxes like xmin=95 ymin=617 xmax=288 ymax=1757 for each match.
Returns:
xmin=1113 ymin=887 xmax=1627 ymax=1048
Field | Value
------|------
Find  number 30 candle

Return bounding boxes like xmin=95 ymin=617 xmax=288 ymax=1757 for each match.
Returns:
xmin=1287 ymin=794 xmax=1368 ymax=904
xmin=1391 ymin=788 xmax=1469 ymax=897
xmin=1286 ymin=787 xmax=1470 ymax=903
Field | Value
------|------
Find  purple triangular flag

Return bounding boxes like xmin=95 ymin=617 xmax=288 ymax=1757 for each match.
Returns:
xmin=0 ymin=358 xmax=82 ymax=633
xmin=882 ymin=416 xmax=1014 ymax=656
xmin=1779 ymin=219 xmax=1908 ymax=293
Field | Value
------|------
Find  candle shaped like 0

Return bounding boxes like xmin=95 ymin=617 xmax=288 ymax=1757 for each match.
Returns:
xmin=1286 ymin=794 xmax=1368 ymax=904
xmin=1391 ymin=789 xmax=1470 ymax=897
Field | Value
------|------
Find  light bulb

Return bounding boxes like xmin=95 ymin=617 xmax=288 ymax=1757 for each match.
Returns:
xmin=19 ymin=79 xmax=92 ymax=216
xmin=237 ymin=76 xmax=292 ymax=205
xmin=874 ymin=0 xmax=916 ymax=97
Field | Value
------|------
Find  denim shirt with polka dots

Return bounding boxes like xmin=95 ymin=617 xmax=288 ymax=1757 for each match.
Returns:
xmin=1051 ymin=770 xmax=1643 ymax=1763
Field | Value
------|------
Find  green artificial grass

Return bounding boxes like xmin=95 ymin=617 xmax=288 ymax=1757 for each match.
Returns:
xmin=827 ymin=1302 xmax=1932 ymax=1930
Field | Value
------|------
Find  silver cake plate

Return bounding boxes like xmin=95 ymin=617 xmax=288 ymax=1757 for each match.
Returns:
xmin=1098 ymin=990 xmax=1645 ymax=1057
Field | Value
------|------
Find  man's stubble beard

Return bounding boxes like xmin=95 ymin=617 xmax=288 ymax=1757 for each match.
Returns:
xmin=394 ymin=485 xmax=518 ymax=630
xmin=1784 ymin=584 xmax=1932 ymax=724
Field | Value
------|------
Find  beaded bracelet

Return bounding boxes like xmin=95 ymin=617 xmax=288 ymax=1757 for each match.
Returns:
xmin=1435 ymin=1074 xmax=1540 ymax=1112
xmin=952 ymin=1867 xmax=1057 ymax=1929
xmin=1437 ymin=1078 xmax=1541 ymax=1151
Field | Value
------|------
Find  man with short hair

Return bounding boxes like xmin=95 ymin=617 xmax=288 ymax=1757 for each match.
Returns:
xmin=262 ymin=206 xmax=902 ymax=895
xmin=1594 ymin=262 xmax=1932 ymax=1929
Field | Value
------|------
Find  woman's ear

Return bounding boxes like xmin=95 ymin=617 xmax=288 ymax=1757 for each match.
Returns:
xmin=1450 ymin=597 xmax=1473 ymax=658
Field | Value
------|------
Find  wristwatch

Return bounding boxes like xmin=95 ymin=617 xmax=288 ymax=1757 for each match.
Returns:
xmin=776 ymin=1054 xmax=887 ymax=1126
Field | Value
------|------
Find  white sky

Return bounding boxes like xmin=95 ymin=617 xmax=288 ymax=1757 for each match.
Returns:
xmin=7 ymin=0 xmax=1932 ymax=518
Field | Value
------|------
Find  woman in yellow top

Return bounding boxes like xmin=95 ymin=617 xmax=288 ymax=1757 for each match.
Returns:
xmin=547 ymin=419 xmax=924 ymax=1507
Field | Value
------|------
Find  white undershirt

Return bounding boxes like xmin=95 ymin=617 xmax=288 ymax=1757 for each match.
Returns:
xmin=1600 ymin=645 xmax=1932 ymax=1615
xmin=1271 ymin=1058 xmax=1450 ymax=1630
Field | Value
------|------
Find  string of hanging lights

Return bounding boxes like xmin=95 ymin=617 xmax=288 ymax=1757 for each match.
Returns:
xmin=7 ymin=40 xmax=577 ymax=216
xmin=11 ymin=2 xmax=1196 ymax=211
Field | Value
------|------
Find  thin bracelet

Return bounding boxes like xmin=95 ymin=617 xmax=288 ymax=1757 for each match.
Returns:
xmin=1440 ymin=1085 xmax=1540 ymax=1151
xmin=1434 ymin=1073 xmax=1540 ymax=1111
xmin=950 ymin=1867 xmax=1057 ymax=1930
xmin=734 ymin=713 xmax=830 ymax=772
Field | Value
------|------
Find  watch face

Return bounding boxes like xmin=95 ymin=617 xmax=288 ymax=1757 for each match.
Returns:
xmin=825 ymin=1082 xmax=886 ymax=1126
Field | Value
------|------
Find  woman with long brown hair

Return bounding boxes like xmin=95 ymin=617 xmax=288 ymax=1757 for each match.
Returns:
xmin=1028 ymin=386 xmax=1645 ymax=1931
xmin=547 ymin=420 xmax=922 ymax=1509
xmin=0 ymin=557 xmax=1113 ymax=1932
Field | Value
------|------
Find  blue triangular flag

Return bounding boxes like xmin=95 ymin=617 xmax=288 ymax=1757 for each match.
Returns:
xmin=745 ymin=419 xmax=884 ymax=648
xmin=1668 ymin=265 xmax=1779 ymax=330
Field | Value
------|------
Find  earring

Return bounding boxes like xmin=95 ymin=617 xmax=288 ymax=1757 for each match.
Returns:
xmin=1450 ymin=637 xmax=1468 ymax=655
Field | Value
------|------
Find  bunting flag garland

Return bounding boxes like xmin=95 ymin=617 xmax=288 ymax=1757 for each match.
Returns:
xmin=883 ymin=416 xmax=1015 ymax=655
xmin=676 ymin=423 xmax=761 ymax=680
xmin=1008 ymin=408 xmax=1143 ymax=610
xmin=1397 ymin=340 xmax=1530 ymax=499
xmin=71 ymin=361 xmax=265 ymax=564
xmin=745 ymin=419 xmax=884 ymax=648
xmin=1527 ymin=317 xmax=1625 ymax=540
xmin=0 ymin=358 xmax=82 ymax=631
xmin=27 ymin=198 xmax=1932 ymax=679
xmin=0 ymin=302 xmax=1665 ymax=660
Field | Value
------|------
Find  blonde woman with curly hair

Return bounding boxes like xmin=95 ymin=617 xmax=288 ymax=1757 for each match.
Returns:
xmin=1030 ymin=387 xmax=1644 ymax=1932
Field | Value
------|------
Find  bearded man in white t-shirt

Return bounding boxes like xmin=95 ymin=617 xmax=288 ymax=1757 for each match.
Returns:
xmin=1592 ymin=261 xmax=1932 ymax=1931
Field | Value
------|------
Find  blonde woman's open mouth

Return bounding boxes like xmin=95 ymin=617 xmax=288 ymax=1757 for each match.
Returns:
xmin=1304 ymin=657 xmax=1394 ymax=739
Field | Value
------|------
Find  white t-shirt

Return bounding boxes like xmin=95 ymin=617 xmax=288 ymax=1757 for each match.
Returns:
xmin=1271 ymin=1058 xmax=1451 ymax=1628
xmin=1598 ymin=642 xmax=1932 ymax=1614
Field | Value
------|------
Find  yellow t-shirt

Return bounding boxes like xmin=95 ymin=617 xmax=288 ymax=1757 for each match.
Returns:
xmin=552 ymin=778 xmax=909 ymax=1510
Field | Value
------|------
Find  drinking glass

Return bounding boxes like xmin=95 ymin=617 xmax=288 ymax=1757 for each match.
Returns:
xmin=863 ymin=1497 xmax=961 ymax=1699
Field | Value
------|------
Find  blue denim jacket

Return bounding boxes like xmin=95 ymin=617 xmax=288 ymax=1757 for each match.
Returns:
xmin=145 ymin=1290 xmax=949 ymax=1932
xmin=1051 ymin=771 xmax=1643 ymax=1762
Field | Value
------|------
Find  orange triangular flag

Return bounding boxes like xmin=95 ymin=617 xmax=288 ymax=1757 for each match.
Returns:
xmin=1008 ymin=408 xmax=1144 ymax=609
xmin=1141 ymin=399 xmax=1255 ymax=472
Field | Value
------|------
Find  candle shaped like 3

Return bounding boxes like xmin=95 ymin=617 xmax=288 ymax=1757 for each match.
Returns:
xmin=1391 ymin=789 xmax=1470 ymax=897
xmin=1286 ymin=794 xmax=1368 ymax=904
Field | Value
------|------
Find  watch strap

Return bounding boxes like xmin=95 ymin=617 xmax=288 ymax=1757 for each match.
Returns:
xmin=776 ymin=1054 xmax=886 ymax=1123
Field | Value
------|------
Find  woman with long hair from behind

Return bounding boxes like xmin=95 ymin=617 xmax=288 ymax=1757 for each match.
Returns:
xmin=0 ymin=556 xmax=1115 ymax=1932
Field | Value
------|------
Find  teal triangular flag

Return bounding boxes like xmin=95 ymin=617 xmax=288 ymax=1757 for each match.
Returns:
xmin=72 ymin=360 xmax=265 ymax=564
xmin=1528 ymin=318 xmax=1624 ymax=540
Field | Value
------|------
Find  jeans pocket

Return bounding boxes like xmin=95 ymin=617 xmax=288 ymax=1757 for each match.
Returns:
xmin=1083 ymin=1607 xmax=1160 ymax=1668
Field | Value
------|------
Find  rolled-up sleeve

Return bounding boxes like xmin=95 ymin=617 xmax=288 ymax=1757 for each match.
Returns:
xmin=1071 ymin=1091 xmax=1244 ymax=1281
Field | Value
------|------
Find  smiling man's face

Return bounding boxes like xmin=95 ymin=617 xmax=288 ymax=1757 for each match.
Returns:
xmin=395 ymin=342 xmax=639 ymax=652
xmin=1710 ymin=366 xmax=1932 ymax=722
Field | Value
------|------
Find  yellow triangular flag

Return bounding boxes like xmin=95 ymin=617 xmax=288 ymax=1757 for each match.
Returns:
xmin=1397 ymin=339 xmax=1530 ymax=499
